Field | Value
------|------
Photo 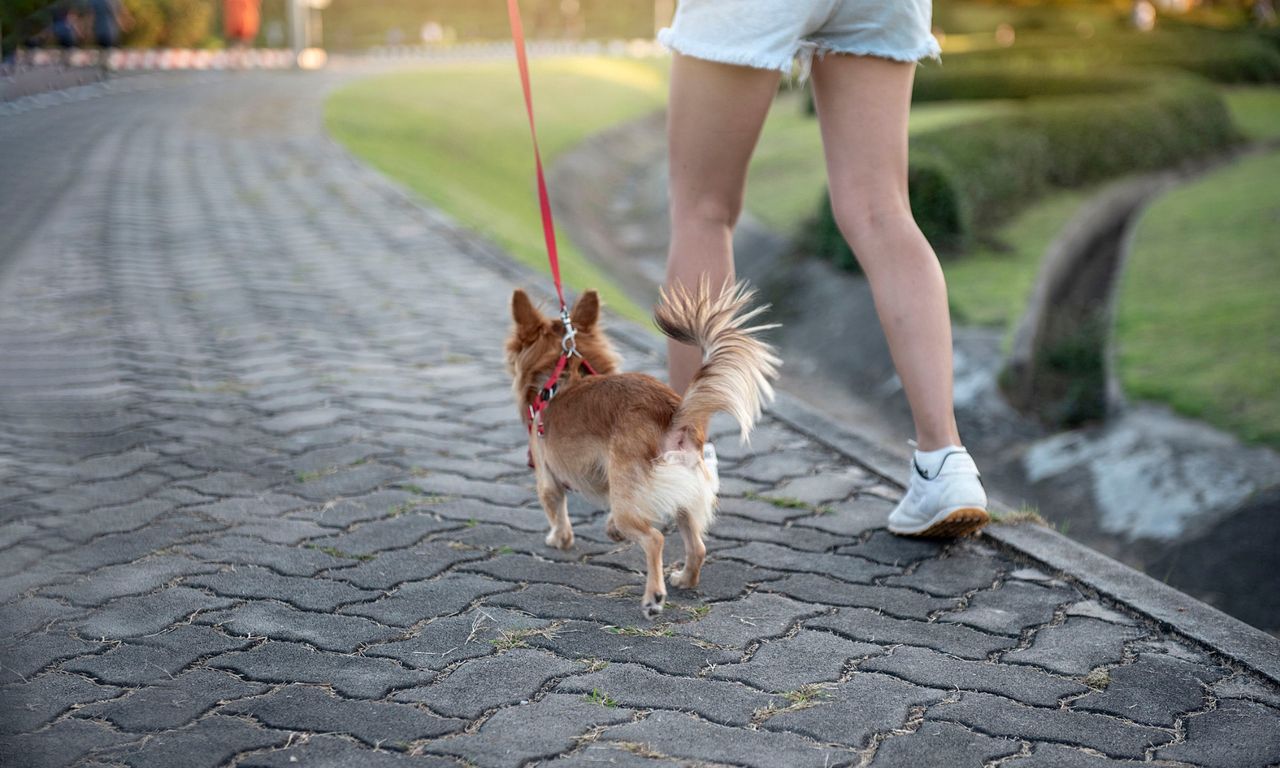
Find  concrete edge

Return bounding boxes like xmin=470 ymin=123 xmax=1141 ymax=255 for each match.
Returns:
xmin=331 ymin=113 xmax=1280 ymax=687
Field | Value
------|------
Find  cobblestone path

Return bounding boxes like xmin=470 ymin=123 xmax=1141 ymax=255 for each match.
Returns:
xmin=2 ymin=71 xmax=1280 ymax=768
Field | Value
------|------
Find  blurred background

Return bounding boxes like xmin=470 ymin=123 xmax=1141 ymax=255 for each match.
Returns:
xmin=2 ymin=0 xmax=1277 ymax=634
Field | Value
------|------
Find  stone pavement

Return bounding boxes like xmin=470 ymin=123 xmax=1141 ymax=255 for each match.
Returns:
xmin=2 ymin=70 xmax=1280 ymax=768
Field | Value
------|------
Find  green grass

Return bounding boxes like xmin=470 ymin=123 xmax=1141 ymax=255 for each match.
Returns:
xmin=1221 ymin=86 xmax=1280 ymax=142
xmin=325 ymin=57 xmax=670 ymax=325
xmin=1115 ymin=149 xmax=1280 ymax=448
xmin=745 ymin=92 xmax=1015 ymax=234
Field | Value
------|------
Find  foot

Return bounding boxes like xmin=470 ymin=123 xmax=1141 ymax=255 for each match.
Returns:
xmin=888 ymin=446 xmax=989 ymax=537
xmin=703 ymin=442 xmax=719 ymax=486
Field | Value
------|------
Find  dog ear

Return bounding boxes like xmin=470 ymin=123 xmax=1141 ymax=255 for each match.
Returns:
xmin=512 ymin=290 xmax=544 ymax=334
xmin=571 ymin=290 xmax=600 ymax=331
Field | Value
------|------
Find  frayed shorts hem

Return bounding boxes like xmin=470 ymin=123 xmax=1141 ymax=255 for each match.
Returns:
xmin=658 ymin=29 xmax=941 ymax=75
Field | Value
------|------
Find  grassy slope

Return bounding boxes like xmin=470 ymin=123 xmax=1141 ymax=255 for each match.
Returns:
xmin=1115 ymin=148 xmax=1280 ymax=447
xmin=325 ymin=57 xmax=669 ymax=324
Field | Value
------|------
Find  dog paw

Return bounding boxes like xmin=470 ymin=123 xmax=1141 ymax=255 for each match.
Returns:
xmin=605 ymin=519 xmax=625 ymax=543
xmin=545 ymin=529 xmax=574 ymax=550
xmin=641 ymin=592 xmax=665 ymax=620
xmin=669 ymin=568 xmax=698 ymax=590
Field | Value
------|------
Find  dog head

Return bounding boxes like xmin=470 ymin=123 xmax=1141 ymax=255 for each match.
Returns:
xmin=506 ymin=289 xmax=621 ymax=421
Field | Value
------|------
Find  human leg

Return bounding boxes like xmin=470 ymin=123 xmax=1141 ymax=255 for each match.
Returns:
xmin=810 ymin=53 xmax=987 ymax=535
xmin=665 ymin=53 xmax=780 ymax=395
xmin=809 ymin=53 xmax=960 ymax=451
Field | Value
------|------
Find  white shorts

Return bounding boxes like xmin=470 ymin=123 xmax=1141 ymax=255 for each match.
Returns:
xmin=658 ymin=0 xmax=940 ymax=73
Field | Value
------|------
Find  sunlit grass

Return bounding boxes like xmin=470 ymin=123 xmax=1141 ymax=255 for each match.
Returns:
xmin=325 ymin=57 xmax=670 ymax=324
xmin=1221 ymin=85 xmax=1280 ymax=142
xmin=1116 ymin=149 xmax=1280 ymax=447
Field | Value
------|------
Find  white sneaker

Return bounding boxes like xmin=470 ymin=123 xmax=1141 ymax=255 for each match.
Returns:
xmin=888 ymin=446 xmax=990 ymax=537
xmin=703 ymin=442 xmax=719 ymax=486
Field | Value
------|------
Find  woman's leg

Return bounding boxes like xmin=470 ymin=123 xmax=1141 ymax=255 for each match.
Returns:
xmin=665 ymin=54 xmax=781 ymax=395
xmin=809 ymin=54 xmax=961 ymax=451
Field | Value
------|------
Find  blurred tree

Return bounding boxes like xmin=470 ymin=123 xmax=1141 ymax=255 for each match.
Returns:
xmin=121 ymin=0 xmax=212 ymax=46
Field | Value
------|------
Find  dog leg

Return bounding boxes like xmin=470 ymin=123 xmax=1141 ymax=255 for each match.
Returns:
xmin=537 ymin=479 xmax=574 ymax=550
xmin=669 ymin=508 xmax=707 ymax=590
xmin=614 ymin=515 xmax=666 ymax=618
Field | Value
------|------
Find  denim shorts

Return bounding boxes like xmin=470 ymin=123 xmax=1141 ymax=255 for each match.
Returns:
xmin=658 ymin=0 xmax=940 ymax=73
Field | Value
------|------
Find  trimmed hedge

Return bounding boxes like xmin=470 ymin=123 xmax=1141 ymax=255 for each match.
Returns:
xmin=806 ymin=71 xmax=1240 ymax=269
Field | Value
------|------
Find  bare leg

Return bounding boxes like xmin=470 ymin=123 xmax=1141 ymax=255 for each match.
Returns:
xmin=665 ymin=54 xmax=781 ymax=394
xmin=537 ymin=477 xmax=573 ymax=550
xmin=669 ymin=509 xmax=707 ymax=590
xmin=810 ymin=54 xmax=962 ymax=450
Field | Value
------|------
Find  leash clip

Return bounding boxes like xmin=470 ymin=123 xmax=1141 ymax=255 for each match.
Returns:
xmin=559 ymin=307 xmax=579 ymax=357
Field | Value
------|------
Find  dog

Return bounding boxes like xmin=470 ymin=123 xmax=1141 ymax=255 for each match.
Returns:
xmin=505 ymin=279 xmax=779 ymax=618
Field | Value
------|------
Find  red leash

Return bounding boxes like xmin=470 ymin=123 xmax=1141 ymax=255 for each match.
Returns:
xmin=507 ymin=0 xmax=597 ymax=450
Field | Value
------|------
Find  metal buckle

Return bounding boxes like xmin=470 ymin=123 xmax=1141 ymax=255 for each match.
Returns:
xmin=559 ymin=307 xmax=579 ymax=358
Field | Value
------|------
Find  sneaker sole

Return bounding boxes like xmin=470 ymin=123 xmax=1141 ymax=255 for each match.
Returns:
xmin=893 ymin=507 xmax=990 ymax=538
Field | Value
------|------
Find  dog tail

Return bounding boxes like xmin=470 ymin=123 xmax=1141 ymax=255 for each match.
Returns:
xmin=654 ymin=278 xmax=780 ymax=446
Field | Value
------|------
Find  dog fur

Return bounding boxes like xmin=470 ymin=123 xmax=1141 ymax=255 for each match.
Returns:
xmin=505 ymin=279 xmax=779 ymax=618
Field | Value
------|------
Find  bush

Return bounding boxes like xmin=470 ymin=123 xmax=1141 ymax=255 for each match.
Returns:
xmin=806 ymin=73 xmax=1239 ymax=269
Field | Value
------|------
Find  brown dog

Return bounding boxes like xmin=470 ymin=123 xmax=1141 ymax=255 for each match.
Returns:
xmin=505 ymin=279 xmax=779 ymax=618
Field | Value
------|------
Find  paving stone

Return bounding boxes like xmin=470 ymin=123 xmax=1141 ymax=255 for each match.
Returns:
xmin=525 ymin=620 xmax=738 ymax=677
xmin=716 ymin=496 xmax=814 ymax=525
xmin=0 ymin=717 xmax=137 ymax=768
xmin=0 ymin=632 xmax=105 ymax=682
xmin=76 ymin=668 xmax=270 ymax=731
xmin=729 ymin=451 xmax=832 ymax=484
xmin=557 ymin=662 xmax=777 ymax=726
xmin=1072 ymin=652 xmax=1219 ymax=726
xmin=42 ymin=555 xmax=220 ymax=607
xmin=295 ymin=489 xmax=427 ymax=529
xmin=930 ymin=691 xmax=1169 ymax=758
xmin=258 ymin=408 xmax=352 ymax=435
xmin=487 ymin=583 xmax=646 ymax=626
xmin=1004 ymin=617 xmax=1147 ymax=676
xmin=836 ymin=530 xmax=947 ymax=566
xmin=761 ymin=672 xmax=943 ymax=748
xmin=185 ymin=566 xmax=377 ymax=611
xmin=394 ymin=649 xmax=581 ymax=717
xmin=941 ymin=580 xmax=1080 ymax=636
xmin=766 ymin=467 xmax=873 ymax=506
xmin=426 ymin=693 xmax=631 ymax=768
xmin=289 ymin=443 xmax=387 ymax=474
xmin=201 ymin=600 xmax=402 ymax=652
xmin=710 ymin=630 xmax=880 ymax=692
xmin=0 ymin=671 xmax=122 ymax=733
xmin=322 ymin=542 xmax=486 ymax=590
xmin=75 ymin=587 xmax=235 ymax=639
xmin=860 ymin=646 xmax=1088 ymax=706
xmin=46 ymin=516 xmax=224 ymax=573
xmin=461 ymin=554 xmax=636 ymax=594
xmin=1155 ymin=698 xmax=1280 ymax=767
xmin=1003 ymin=743 xmax=1145 ymax=767
xmin=766 ymin=574 xmax=956 ymax=619
xmin=447 ymin=522 xmax=616 ymax=563
xmin=97 ymin=714 xmax=290 ymax=768
xmin=404 ymin=472 xmax=536 ymax=507
xmin=64 ymin=625 xmax=251 ymax=685
xmin=227 ymin=517 xmax=334 ymax=545
xmin=1213 ymin=674 xmax=1280 ymax=708
xmin=869 ymin=721 xmax=1022 ymax=767
xmin=310 ymin=514 xmax=462 ymax=558
xmin=209 ymin=640 xmax=435 ymax=698
xmin=225 ymin=684 xmax=464 ymax=746
xmin=0 ymin=596 xmax=84 ymax=640
xmin=239 ymin=735 xmax=462 ymax=767
xmin=366 ymin=607 xmax=549 ymax=670
xmin=788 ymin=495 xmax=893 ymax=538
xmin=287 ymin=462 xmax=403 ymax=501
xmin=340 ymin=572 xmax=514 ymax=627
xmin=671 ymin=592 xmax=823 ymax=649
xmin=179 ymin=535 xmax=354 ymax=576
xmin=1064 ymin=599 xmax=1138 ymax=626
xmin=541 ymin=744 xmax=684 ymax=767
xmin=177 ymin=471 xmax=281 ymax=497
xmin=714 ymin=542 xmax=898 ymax=584
xmin=883 ymin=552 xmax=1003 ymax=597
xmin=428 ymin=498 xmax=552 ymax=533
xmin=600 ymin=709 xmax=846 ymax=768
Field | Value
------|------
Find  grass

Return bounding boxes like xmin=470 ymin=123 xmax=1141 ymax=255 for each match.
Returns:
xmin=1114 ymin=148 xmax=1280 ymax=448
xmin=583 ymin=688 xmax=618 ymax=707
xmin=326 ymin=57 xmax=671 ymax=326
xmin=743 ymin=490 xmax=831 ymax=515
xmin=1221 ymin=86 xmax=1280 ymax=142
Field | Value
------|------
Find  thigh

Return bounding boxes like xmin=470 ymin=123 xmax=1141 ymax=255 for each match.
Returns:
xmin=667 ymin=54 xmax=781 ymax=217
xmin=809 ymin=53 xmax=916 ymax=207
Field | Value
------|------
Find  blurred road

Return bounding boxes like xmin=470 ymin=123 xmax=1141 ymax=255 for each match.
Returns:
xmin=1 ymin=71 xmax=1279 ymax=767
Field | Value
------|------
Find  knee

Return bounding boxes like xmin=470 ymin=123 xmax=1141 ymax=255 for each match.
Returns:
xmin=830 ymin=192 xmax=915 ymax=254
xmin=673 ymin=193 xmax=744 ymax=233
